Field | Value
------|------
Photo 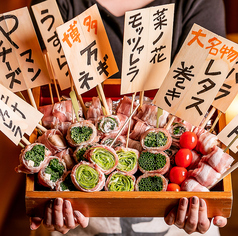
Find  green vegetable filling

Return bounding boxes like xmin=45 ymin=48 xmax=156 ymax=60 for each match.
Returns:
xmin=24 ymin=145 xmax=45 ymax=167
xmin=98 ymin=117 xmax=118 ymax=133
xmin=138 ymin=176 xmax=163 ymax=191
xmin=75 ymin=145 xmax=92 ymax=162
xmin=116 ymin=149 xmax=137 ymax=172
xmin=173 ymin=125 xmax=186 ymax=135
xmin=91 ymin=147 xmax=115 ymax=171
xmin=75 ymin=165 xmax=99 ymax=189
xmin=139 ymin=152 xmax=166 ymax=171
xmin=44 ymin=158 xmax=65 ymax=182
xmin=60 ymin=174 xmax=76 ymax=191
xmin=144 ymin=131 xmax=168 ymax=148
xmin=70 ymin=126 xmax=93 ymax=144
xmin=108 ymin=173 xmax=134 ymax=191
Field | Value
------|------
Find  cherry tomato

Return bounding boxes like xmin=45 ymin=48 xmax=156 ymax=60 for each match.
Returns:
xmin=175 ymin=148 xmax=193 ymax=168
xmin=180 ymin=131 xmax=197 ymax=150
xmin=167 ymin=183 xmax=181 ymax=192
xmin=169 ymin=166 xmax=187 ymax=185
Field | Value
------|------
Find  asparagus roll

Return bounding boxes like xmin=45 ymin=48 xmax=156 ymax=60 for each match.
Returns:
xmin=38 ymin=156 xmax=67 ymax=189
xmin=36 ymin=129 xmax=67 ymax=155
xmin=71 ymin=161 xmax=105 ymax=192
xmin=105 ymin=171 xmax=135 ymax=191
xmin=138 ymin=150 xmax=170 ymax=175
xmin=96 ymin=115 xmax=121 ymax=136
xmin=84 ymin=145 xmax=119 ymax=175
xmin=135 ymin=173 xmax=168 ymax=191
xmin=140 ymin=128 xmax=172 ymax=151
xmin=16 ymin=143 xmax=51 ymax=174
xmin=66 ymin=120 xmax=98 ymax=147
xmin=116 ymin=147 xmax=139 ymax=175
xmin=55 ymin=171 xmax=77 ymax=191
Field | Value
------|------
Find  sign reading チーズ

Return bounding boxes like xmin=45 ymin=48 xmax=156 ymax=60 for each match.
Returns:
xmin=153 ymin=24 xmax=238 ymax=127
xmin=31 ymin=0 xmax=71 ymax=90
xmin=0 ymin=83 xmax=43 ymax=136
xmin=56 ymin=4 xmax=118 ymax=95
xmin=218 ymin=114 xmax=238 ymax=153
xmin=0 ymin=7 xmax=50 ymax=92
xmin=121 ymin=4 xmax=174 ymax=95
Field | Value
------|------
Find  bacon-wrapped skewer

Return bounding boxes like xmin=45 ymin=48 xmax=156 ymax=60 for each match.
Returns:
xmin=71 ymin=161 xmax=105 ymax=192
xmin=115 ymin=147 xmax=139 ymax=175
xmin=138 ymin=150 xmax=170 ymax=175
xmin=16 ymin=143 xmax=51 ymax=174
xmin=104 ymin=171 xmax=136 ymax=191
xmin=181 ymin=178 xmax=209 ymax=192
xmin=84 ymin=145 xmax=119 ymax=175
xmin=38 ymin=156 xmax=67 ymax=189
xmin=66 ymin=120 xmax=98 ymax=147
xmin=140 ymin=128 xmax=172 ymax=151
xmin=135 ymin=173 xmax=168 ymax=191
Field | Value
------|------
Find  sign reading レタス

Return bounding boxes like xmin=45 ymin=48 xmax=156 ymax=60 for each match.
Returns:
xmin=153 ymin=24 xmax=238 ymax=127
xmin=0 ymin=7 xmax=50 ymax=92
xmin=121 ymin=4 xmax=174 ymax=95
xmin=56 ymin=4 xmax=118 ymax=95
xmin=32 ymin=0 xmax=71 ymax=90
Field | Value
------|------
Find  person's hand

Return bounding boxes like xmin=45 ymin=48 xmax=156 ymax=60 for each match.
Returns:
xmin=164 ymin=196 xmax=227 ymax=234
xmin=30 ymin=198 xmax=89 ymax=234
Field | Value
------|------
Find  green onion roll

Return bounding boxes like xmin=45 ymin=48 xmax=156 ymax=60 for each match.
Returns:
xmin=84 ymin=145 xmax=119 ymax=175
xmin=140 ymin=128 xmax=172 ymax=151
xmin=66 ymin=120 xmax=98 ymax=147
xmin=71 ymin=161 xmax=105 ymax=192
xmin=116 ymin=147 xmax=139 ymax=175
xmin=138 ymin=150 xmax=170 ymax=175
xmin=105 ymin=171 xmax=135 ymax=191
xmin=135 ymin=173 xmax=168 ymax=191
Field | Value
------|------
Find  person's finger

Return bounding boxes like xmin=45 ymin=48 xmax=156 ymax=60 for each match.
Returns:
xmin=197 ymin=198 xmax=211 ymax=234
xmin=174 ymin=197 xmax=188 ymax=229
xmin=73 ymin=210 xmax=89 ymax=228
xmin=30 ymin=217 xmax=42 ymax=230
xmin=43 ymin=200 xmax=55 ymax=231
xmin=164 ymin=206 xmax=177 ymax=226
xmin=63 ymin=200 xmax=76 ymax=229
xmin=53 ymin=198 xmax=65 ymax=233
xmin=184 ymin=196 xmax=199 ymax=234
xmin=213 ymin=216 xmax=227 ymax=228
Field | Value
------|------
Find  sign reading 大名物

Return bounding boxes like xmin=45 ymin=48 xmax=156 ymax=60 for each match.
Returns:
xmin=121 ymin=4 xmax=174 ymax=95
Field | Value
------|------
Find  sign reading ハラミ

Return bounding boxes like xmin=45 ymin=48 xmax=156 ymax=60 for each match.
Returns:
xmin=153 ymin=24 xmax=238 ymax=127
xmin=0 ymin=83 xmax=43 ymax=136
xmin=218 ymin=114 xmax=238 ymax=153
xmin=31 ymin=0 xmax=71 ymax=90
xmin=0 ymin=7 xmax=50 ymax=92
xmin=56 ymin=4 xmax=118 ymax=95
xmin=212 ymin=59 xmax=238 ymax=113
xmin=121 ymin=4 xmax=174 ymax=95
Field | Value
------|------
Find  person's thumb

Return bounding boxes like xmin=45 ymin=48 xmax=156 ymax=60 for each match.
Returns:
xmin=30 ymin=217 xmax=42 ymax=230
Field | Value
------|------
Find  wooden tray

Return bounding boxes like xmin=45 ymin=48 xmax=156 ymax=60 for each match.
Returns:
xmin=25 ymin=83 xmax=233 ymax=218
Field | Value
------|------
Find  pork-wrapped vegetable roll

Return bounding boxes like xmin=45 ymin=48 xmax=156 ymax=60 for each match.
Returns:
xmin=84 ymin=145 xmax=119 ymax=175
xmin=135 ymin=173 xmax=168 ymax=191
xmin=105 ymin=171 xmax=135 ymax=191
xmin=140 ymin=128 xmax=172 ymax=151
xmin=73 ymin=143 xmax=95 ymax=163
xmin=100 ymin=134 xmax=126 ymax=148
xmin=66 ymin=120 xmax=98 ymax=147
xmin=96 ymin=115 xmax=120 ymax=136
xmin=71 ymin=161 xmax=105 ymax=192
xmin=38 ymin=156 xmax=67 ymax=189
xmin=138 ymin=150 xmax=170 ymax=175
xmin=16 ymin=143 xmax=51 ymax=174
xmin=169 ymin=122 xmax=188 ymax=144
xmin=115 ymin=147 xmax=139 ymax=175
xmin=55 ymin=171 xmax=77 ymax=191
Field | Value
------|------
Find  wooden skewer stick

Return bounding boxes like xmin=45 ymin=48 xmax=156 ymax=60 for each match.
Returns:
xmin=70 ymin=90 xmax=81 ymax=122
xmin=165 ymin=115 xmax=175 ymax=130
xmin=126 ymin=93 xmax=136 ymax=148
xmin=139 ymin=91 xmax=144 ymax=110
xmin=21 ymin=136 xmax=31 ymax=146
xmin=96 ymin=83 xmax=110 ymax=116
xmin=200 ymin=107 xmax=216 ymax=129
xmin=48 ymin=83 xmax=54 ymax=105
xmin=207 ymin=133 xmax=238 ymax=190
xmin=209 ymin=110 xmax=223 ymax=133
xmin=73 ymin=86 xmax=87 ymax=118
xmin=110 ymin=103 xmax=140 ymax=148
xmin=27 ymin=88 xmax=38 ymax=109
xmin=36 ymin=123 xmax=48 ymax=132
xmin=18 ymin=142 xmax=25 ymax=148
